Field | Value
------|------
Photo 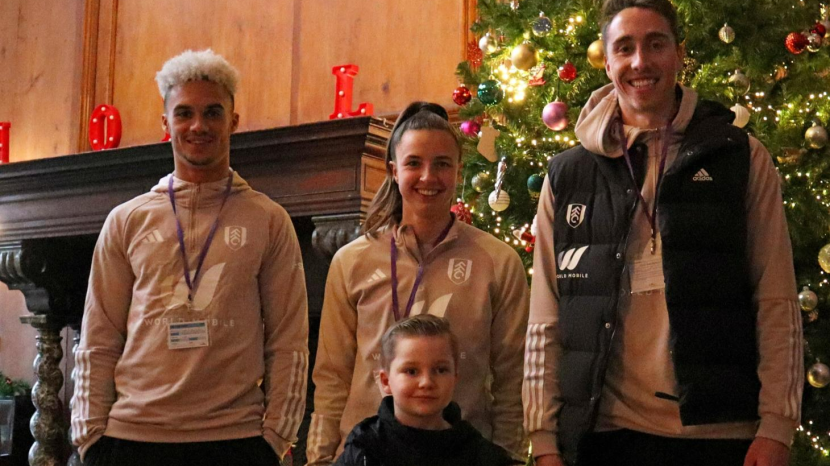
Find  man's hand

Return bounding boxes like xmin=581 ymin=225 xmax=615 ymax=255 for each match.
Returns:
xmin=743 ymin=437 xmax=790 ymax=466
xmin=535 ymin=454 xmax=567 ymax=466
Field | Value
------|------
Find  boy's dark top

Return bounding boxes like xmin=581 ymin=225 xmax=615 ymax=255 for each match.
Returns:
xmin=334 ymin=397 xmax=522 ymax=466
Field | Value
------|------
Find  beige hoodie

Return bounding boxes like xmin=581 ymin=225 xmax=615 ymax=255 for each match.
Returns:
xmin=523 ymin=84 xmax=803 ymax=458
xmin=71 ymin=171 xmax=309 ymax=459
xmin=306 ymin=219 xmax=529 ymax=465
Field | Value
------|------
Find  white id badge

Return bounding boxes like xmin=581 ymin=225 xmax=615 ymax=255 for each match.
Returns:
xmin=629 ymin=254 xmax=666 ymax=294
xmin=168 ymin=320 xmax=210 ymax=349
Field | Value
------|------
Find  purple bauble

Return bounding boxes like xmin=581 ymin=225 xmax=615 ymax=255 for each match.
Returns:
xmin=542 ymin=101 xmax=569 ymax=131
xmin=460 ymin=120 xmax=481 ymax=137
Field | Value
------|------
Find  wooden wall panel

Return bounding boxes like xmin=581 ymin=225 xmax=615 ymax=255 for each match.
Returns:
xmin=0 ymin=0 xmax=85 ymax=162
xmin=111 ymin=0 xmax=296 ymax=147
xmin=292 ymin=0 xmax=467 ymax=124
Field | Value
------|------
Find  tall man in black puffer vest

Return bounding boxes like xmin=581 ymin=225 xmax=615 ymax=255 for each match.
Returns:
xmin=522 ymin=1 xmax=804 ymax=465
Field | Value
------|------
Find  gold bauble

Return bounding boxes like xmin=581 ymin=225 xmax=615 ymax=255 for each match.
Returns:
xmin=719 ymin=23 xmax=736 ymax=44
xmin=808 ymin=362 xmax=830 ymax=388
xmin=587 ymin=40 xmax=605 ymax=69
xmin=806 ymin=124 xmax=829 ymax=149
xmin=819 ymin=243 xmax=830 ymax=273
xmin=511 ymin=42 xmax=538 ymax=71
xmin=799 ymin=286 xmax=819 ymax=312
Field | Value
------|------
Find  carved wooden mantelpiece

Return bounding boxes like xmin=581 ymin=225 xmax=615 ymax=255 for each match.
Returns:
xmin=0 ymin=116 xmax=390 ymax=465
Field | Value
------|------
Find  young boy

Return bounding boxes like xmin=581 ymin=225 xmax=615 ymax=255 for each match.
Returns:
xmin=334 ymin=315 xmax=521 ymax=466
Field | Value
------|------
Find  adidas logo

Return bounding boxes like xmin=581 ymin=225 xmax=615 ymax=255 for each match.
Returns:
xmin=693 ymin=168 xmax=713 ymax=181
xmin=367 ymin=269 xmax=387 ymax=284
xmin=141 ymin=230 xmax=164 ymax=244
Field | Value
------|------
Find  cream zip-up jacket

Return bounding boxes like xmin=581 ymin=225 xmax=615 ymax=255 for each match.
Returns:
xmin=306 ymin=219 xmax=529 ymax=465
xmin=71 ymin=172 xmax=309 ymax=459
xmin=524 ymin=84 xmax=803 ymax=458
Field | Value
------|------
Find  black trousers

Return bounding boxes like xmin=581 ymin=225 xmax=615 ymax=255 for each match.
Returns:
xmin=83 ymin=435 xmax=280 ymax=466
xmin=576 ymin=429 xmax=753 ymax=466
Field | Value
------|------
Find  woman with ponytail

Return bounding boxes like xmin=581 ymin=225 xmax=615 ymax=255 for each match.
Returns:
xmin=305 ymin=102 xmax=529 ymax=465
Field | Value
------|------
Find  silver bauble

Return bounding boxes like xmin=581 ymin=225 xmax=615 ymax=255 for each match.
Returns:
xmin=808 ymin=33 xmax=823 ymax=52
xmin=728 ymin=70 xmax=751 ymax=96
xmin=806 ymin=124 xmax=829 ymax=149
xmin=730 ymin=104 xmax=750 ymax=128
xmin=532 ymin=13 xmax=553 ymax=37
xmin=479 ymin=33 xmax=500 ymax=55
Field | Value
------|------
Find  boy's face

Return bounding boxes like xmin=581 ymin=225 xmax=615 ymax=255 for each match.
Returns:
xmin=379 ymin=335 xmax=457 ymax=430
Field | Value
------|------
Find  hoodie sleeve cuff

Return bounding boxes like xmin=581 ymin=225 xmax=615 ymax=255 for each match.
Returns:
xmin=529 ymin=431 xmax=560 ymax=458
xmin=78 ymin=433 xmax=104 ymax=462
xmin=756 ymin=414 xmax=798 ymax=447
xmin=263 ymin=428 xmax=292 ymax=460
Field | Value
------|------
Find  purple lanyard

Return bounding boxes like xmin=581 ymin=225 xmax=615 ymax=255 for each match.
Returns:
xmin=390 ymin=217 xmax=454 ymax=321
xmin=618 ymin=121 xmax=672 ymax=254
xmin=168 ymin=172 xmax=233 ymax=304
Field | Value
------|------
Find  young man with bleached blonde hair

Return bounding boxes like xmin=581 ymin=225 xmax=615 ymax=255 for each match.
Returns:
xmin=71 ymin=49 xmax=309 ymax=466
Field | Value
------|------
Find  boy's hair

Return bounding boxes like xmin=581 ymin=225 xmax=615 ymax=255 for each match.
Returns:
xmin=362 ymin=101 xmax=461 ymax=238
xmin=155 ymin=49 xmax=239 ymax=107
xmin=600 ymin=0 xmax=681 ymax=45
xmin=380 ymin=314 xmax=459 ymax=370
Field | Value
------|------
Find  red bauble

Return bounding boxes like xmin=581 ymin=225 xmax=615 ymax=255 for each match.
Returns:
xmin=558 ymin=62 xmax=578 ymax=83
xmin=812 ymin=22 xmax=827 ymax=38
xmin=453 ymin=86 xmax=473 ymax=106
xmin=451 ymin=201 xmax=473 ymax=224
xmin=466 ymin=41 xmax=483 ymax=69
xmin=786 ymin=32 xmax=809 ymax=54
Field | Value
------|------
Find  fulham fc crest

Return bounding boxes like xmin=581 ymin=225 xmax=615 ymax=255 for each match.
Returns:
xmin=447 ymin=259 xmax=473 ymax=285
xmin=567 ymin=204 xmax=586 ymax=228
xmin=224 ymin=226 xmax=247 ymax=251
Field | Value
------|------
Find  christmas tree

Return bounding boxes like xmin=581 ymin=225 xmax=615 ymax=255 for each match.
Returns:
xmin=453 ymin=0 xmax=830 ymax=463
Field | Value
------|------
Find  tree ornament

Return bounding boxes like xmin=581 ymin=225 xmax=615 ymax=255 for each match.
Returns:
xmin=450 ymin=201 xmax=473 ymax=224
xmin=527 ymin=173 xmax=545 ymax=200
xmin=510 ymin=0 xmax=520 ymax=11
xmin=471 ymin=172 xmax=491 ymax=193
xmin=466 ymin=41 xmax=483 ymax=69
xmin=558 ymin=62 xmax=578 ymax=83
xmin=528 ymin=65 xmax=547 ymax=87
xmin=774 ymin=66 xmax=788 ymax=81
xmin=777 ymin=147 xmax=804 ymax=165
xmin=477 ymin=124 xmax=500 ymax=162
xmin=799 ymin=286 xmax=819 ymax=311
xmin=818 ymin=243 xmax=830 ymax=272
xmin=730 ymin=104 xmax=750 ymax=128
xmin=812 ymin=22 xmax=827 ymax=38
xmin=542 ymin=101 xmax=569 ymax=131
xmin=532 ymin=12 xmax=553 ymax=37
xmin=477 ymin=80 xmax=504 ymax=105
xmin=786 ymin=32 xmax=809 ymax=54
xmin=460 ymin=120 xmax=481 ymax=138
xmin=806 ymin=123 xmax=828 ymax=149
xmin=587 ymin=40 xmax=605 ymax=69
xmin=808 ymin=33 xmax=823 ymax=52
xmin=728 ymin=70 xmax=751 ymax=96
xmin=718 ymin=23 xmax=735 ymax=44
xmin=808 ymin=362 xmax=830 ymax=388
xmin=452 ymin=86 xmax=472 ymax=106
xmin=488 ymin=190 xmax=511 ymax=211
xmin=511 ymin=42 xmax=538 ymax=71
xmin=479 ymin=33 xmax=500 ymax=55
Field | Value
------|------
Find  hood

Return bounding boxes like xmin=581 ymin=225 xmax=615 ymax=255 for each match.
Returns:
xmin=151 ymin=170 xmax=251 ymax=207
xmin=574 ymin=83 xmax=700 ymax=158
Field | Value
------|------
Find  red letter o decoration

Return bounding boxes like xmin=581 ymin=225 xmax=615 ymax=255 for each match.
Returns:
xmin=89 ymin=104 xmax=123 ymax=150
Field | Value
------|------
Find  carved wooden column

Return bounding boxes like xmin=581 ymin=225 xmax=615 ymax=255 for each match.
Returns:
xmin=0 ymin=238 xmax=94 ymax=466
